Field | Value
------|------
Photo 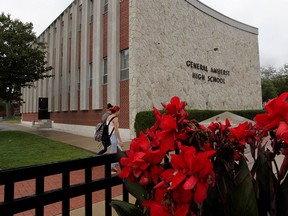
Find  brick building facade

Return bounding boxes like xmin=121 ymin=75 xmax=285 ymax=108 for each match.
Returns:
xmin=21 ymin=0 xmax=262 ymax=139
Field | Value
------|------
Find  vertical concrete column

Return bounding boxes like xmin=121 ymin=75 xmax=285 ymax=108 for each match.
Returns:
xmin=21 ymin=88 xmax=25 ymax=113
xmin=54 ymin=19 xmax=61 ymax=112
xmin=92 ymin=0 xmax=104 ymax=110
xmin=33 ymin=83 xmax=37 ymax=113
xmin=27 ymin=87 xmax=31 ymax=113
xmin=26 ymin=87 xmax=30 ymax=113
xmin=48 ymin=26 xmax=54 ymax=112
xmin=80 ymin=0 xmax=89 ymax=110
xmin=107 ymin=0 xmax=120 ymax=106
xmin=43 ymin=30 xmax=49 ymax=98
xmin=20 ymin=88 xmax=24 ymax=114
xmin=70 ymin=2 xmax=79 ymax=111
xmin=37 ymin=37 xmax=43 ymax=98
xmin=62 ymin=11 xmax=69 ymax=111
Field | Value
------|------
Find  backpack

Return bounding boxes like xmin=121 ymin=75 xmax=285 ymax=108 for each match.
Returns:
xmin=94 ymin=122 xmax=104 ymax=142
xmin=101 ymin=116 xmax=116 ymax=147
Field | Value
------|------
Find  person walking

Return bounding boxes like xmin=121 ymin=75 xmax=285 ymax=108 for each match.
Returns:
xmin=97 ymin=103 xmax=113 ymax=155
xmin=106 ymin=106 xmax=123 ymax=174
xmin=101 ymin=103 xmax=113 ymax=123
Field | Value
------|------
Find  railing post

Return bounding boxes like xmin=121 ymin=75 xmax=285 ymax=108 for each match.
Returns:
xmin=62 ymin=171 xmax=70 ymax=216
xmin=105 ymin=162 xmax=112 ymax=216
xmin=85 ymin=167 xmax=92 ymax=216
xmin=4 ymin=181 xmax=14 ymax=216
xmin=36 ymin=176 xmax=44 ymax=216
xmin=123 ymin=184 xmax=128 ymax=202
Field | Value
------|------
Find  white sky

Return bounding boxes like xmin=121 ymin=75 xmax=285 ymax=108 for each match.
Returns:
xmin=0 ymin=0 xmax=287 ymax=68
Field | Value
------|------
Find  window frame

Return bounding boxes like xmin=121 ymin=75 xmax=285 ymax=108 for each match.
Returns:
xmin=103 ymin=0 xmax=108 ymax=13
xmin=103 ymin=57 xmax=108 ymax=84
xmin=120 ymin=49 xmax=129 ymax=81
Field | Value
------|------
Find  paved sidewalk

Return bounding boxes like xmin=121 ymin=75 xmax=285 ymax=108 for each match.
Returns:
xmin=0 ymin=122 xmax=131 ymax=216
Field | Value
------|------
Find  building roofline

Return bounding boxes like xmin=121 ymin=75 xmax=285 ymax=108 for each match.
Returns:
xmin=185 ymin=0 xmax=258 ymax=35
xmin=38 ymin=1 xmax=75 ymax=37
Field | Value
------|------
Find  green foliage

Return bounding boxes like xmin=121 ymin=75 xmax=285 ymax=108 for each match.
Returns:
xmin=2 ymin=115 xmax=21 ymax=122
xmin=0 ymin=131 xmax=94 ymax=169
xmin=0 ymin=13 xmax=52 ymax=104
xmin=111 ymin=200 xmax=144 ymax=216
xmin=134 ymin=109 xmax=265 ymax=136
xmin=261 ymin=79 xmax=278 ymax=102
xmin=260 ymin=64 xmax=288 ymax=101
xmin=272 ymin=76 xmax=288 ymax=96
xmin=123 ymin=179 xmax=147 ymax=202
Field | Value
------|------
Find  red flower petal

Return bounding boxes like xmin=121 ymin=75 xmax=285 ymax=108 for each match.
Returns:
xmin=171 ymin=171 xmax=186 ymax=189
xmin=194 ymin=183 xmax=208 ymax=203
xmin=175 ymin=204 xmax=189 ymax=216
xmin=183 ymin=175 xmax=198 ymax=190
xmin=276 ymin=121 xmax=288 ymax=143
xmin=142 ymin=201 xmax=171 ymax=216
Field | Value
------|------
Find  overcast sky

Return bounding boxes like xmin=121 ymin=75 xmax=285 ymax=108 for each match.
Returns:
xmin=1 ymin=0 xmax=287 ymax=68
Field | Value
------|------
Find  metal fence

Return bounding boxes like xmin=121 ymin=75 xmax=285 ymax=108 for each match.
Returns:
xmin=0 ymin=153 xmax=128 ymax=216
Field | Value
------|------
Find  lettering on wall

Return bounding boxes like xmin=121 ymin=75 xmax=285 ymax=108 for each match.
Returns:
xmin=186 ymin=60 xmax=230 ymax=84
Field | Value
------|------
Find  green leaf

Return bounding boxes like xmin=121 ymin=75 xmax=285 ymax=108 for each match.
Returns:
xmin=250 ymin=154 xmax=261 ymax=177
xmin=203 ymin=161 xmax=234 ymax=216
xmin=231 ymin=155 xmax=259 ymax=216
xmin=124 ymin=179 xmax=147 ymax=202
xmin=254 ymin=153 xmax=277 ymax=215
xmin=111 ymin=199 xmax=144 ymax=216
xmin=202 ymin=185 xmax=225 ymax=216
xmin=234 ymin=155 xmax=250 ymax=186
xmin=277 ymin=173 xmax=288 ymax=216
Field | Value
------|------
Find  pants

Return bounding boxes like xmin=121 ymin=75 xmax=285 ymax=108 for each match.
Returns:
xmin=110 ymin=134 xmax=122 ymax=169
xmin=97 ymin=134 xmax=122 ymax=169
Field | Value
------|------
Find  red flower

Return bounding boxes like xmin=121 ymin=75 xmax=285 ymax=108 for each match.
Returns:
xmin=119 ymin=132 xmax=166 ymax=185
xmin=142 ymin=200 xmax=172 ymax=216
xmin=229 ymin=121 xmax=250 ymax=146
xmin=208 ymin=118 xmax=231 ymax=134
xmin=161 ymin=96 xmax=188 ymax=123
xmin=142 ymin=185 xmax=192 ymax=216
xmin=169 ymin=145 xmax=215 ymax=203
xmin=276 ymin=121 xmax=288 ymax=144
xmin=158 ymin=114 xmax=178 ymax=152
xmin=254 ymin=92 xmax=288 ymax=131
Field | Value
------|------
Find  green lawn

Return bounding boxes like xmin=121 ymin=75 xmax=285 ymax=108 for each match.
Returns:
xmin=0 ymin=131 xmax=95 ymax=169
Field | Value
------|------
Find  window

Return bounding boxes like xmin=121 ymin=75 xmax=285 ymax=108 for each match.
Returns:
xmin=103 ymin=0 xmax=108 ymax=13
xmin=89 ymin=63 xmax=93 ymax=88
xmin=103 ymin=58 xmax=107 ymax=84
xmin=78 ymin=6 xmax=82 ymax=31
xmin=68 ymin=72 xmax=71 ymax=92
xmin=78 ymin=68 xmax=81 ymax=90
xmin=120 ymin=49 xmax=129 ymax=80
xmin=90 ymin=0 xmax=94 ymax=23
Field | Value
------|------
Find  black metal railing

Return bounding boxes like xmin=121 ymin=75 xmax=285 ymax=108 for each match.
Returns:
xmin=0 ymin=153 xmax=128 ymax=216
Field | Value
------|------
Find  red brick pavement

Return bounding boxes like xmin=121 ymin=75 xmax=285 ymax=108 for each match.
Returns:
xmin=0 ymin=165 xmax=122 ymax=216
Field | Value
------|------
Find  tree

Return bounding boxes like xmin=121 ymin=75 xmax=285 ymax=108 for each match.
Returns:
xmin=0 ymin=13 xmax=52 ymax=116
xmin=260 ymin=64 xmax=288 ymax=103
xmin=260 ymin=65 xmax=277 ymax=80
xmin=261 ymin=79 xmax=277 ymax=102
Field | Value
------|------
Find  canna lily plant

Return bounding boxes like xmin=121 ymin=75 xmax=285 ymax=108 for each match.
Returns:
xmin=111 ymin=93 xmax=288 ymax=216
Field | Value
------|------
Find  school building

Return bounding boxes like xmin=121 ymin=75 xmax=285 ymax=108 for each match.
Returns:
xmin=21 ymin=0 xmax=262 ymax=140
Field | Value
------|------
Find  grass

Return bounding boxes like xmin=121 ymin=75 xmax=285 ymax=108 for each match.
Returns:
xmin=0 ymin=131 xmax=95 ymax=170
